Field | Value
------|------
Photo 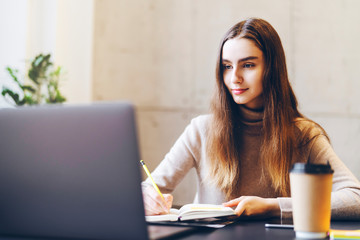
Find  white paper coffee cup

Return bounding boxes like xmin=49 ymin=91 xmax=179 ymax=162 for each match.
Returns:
xmin=290 ymin=163 xmax=333 ymax=239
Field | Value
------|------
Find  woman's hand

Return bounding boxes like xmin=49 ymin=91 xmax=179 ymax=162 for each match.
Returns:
xmin=142 ymin=185 xmax=173 ymax=216
xmin=223 ymin=196 xmax=280 ymax=217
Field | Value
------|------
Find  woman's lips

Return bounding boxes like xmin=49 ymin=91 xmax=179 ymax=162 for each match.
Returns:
xmin=232 ymin=88 xmax=248 ymax=94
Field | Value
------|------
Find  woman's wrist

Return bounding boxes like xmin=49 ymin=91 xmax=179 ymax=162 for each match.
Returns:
xmin=266 ymin=198 xmax=281 ymax=217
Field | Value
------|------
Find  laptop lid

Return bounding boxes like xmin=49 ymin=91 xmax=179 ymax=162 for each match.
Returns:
xmin=0 ymin=102 xmax=148 ymax=240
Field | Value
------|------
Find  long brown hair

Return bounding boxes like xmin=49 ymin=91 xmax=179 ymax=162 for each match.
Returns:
xmin=206 ymin=18 xmax=327 ymax=198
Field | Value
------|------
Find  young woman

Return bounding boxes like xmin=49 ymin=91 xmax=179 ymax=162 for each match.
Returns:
xmin=142 ymin=18 xmax=360 ymax=219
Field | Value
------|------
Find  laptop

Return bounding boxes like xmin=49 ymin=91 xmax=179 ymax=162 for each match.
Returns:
xmin=0 ymin=102 xmax=149 ymax=239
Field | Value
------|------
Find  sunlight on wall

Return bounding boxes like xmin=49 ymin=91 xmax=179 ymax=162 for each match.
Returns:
xmin=0 ymin=0 xmax=94 ymax=107
xmin=0 ymin=0 xmax=28 ymax=107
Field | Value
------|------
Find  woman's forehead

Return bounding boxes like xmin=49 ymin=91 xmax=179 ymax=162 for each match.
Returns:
xmin=222 ymin=38 xmax=263 ymax=61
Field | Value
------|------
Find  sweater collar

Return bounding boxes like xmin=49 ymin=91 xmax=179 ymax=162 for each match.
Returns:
xmin=237 ymin=105 xmax=264 ymax=134
xmin=239 ymin=105 xmax=263 ymax=123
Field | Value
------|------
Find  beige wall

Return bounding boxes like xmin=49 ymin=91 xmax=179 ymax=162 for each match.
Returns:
xmin=55 ymin=0 xmax=94 ymax=104
xmin=92 ymin=0 xmax=360 ymax=205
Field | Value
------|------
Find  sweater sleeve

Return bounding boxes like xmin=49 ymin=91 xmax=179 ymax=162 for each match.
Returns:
xmin=278 ymin=135 xmax=360 ymax=220
xmin=142 ymin=115 xmax=208 ymax=194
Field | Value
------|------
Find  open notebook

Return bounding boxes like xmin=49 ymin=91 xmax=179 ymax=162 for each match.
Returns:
xmin=146 ymin=204 xmax=236 ymax=222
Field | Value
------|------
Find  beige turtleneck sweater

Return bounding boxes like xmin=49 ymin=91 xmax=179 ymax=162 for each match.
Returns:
xmin=144 ymin=106 xmax=360 ymax=219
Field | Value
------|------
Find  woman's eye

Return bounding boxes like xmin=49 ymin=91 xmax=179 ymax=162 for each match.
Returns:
xmin=223 ymin=64 xmax=232 ymax=70
xmin=243 ymin=63 xmax=255 ymax=68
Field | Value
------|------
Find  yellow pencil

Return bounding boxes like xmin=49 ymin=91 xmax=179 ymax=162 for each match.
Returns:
xmin=140 ymin=160 xmax=164 ymax=200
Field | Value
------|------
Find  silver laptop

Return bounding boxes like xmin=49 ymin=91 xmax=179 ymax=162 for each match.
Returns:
xmin=0 ymin=102 xmax=148 ymax=239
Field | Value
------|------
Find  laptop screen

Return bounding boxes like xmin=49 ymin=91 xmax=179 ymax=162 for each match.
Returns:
xmin=0 ymin=102 xmax=148 ymax=240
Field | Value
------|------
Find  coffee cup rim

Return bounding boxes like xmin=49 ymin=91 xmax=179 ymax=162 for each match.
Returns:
xmin=290 ymin=163 xmax=334 ymax=174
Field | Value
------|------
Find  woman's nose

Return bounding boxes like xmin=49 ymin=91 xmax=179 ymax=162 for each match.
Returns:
xmin=231 ymin=68 xmax=243 ymax=84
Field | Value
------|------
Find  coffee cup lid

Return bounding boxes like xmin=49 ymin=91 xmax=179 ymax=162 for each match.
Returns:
xmin=290 ymin=162 xmax=334 ymax=174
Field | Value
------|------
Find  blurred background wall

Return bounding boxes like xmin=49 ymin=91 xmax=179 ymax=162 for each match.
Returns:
xmin=1 ymin=0 xmax=360 ymax=205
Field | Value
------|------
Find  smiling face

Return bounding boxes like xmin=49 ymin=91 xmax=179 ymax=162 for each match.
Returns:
xmin=222 ymin=37 xmax=265 ymax=110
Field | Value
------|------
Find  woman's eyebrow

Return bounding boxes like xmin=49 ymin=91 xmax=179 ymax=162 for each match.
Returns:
xmin=222 ymin=56 xmax=259 ymax=63
xmin=238 ymin=56 xmax=258 ymax=62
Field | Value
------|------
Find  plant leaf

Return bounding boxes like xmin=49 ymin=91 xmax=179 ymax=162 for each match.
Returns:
xmin=22 ymin=85 xmax=36 ymax=93
xmin=1 ymin=88 xmax=21 ymax=105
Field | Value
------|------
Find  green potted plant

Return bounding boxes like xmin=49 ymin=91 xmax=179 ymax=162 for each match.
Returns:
xmin=2 ymin=53 xmax=66 ymax=106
